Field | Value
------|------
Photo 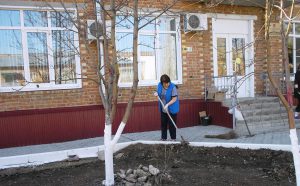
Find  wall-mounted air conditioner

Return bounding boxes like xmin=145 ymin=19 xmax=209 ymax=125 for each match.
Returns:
xmin=87 ymin=20 xmax=111 ymax=40
xmin=184 ymin=13 xmax=207 ymax=32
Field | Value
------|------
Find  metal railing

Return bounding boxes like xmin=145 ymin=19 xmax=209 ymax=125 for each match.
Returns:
xmin=204 ymin=75 xmax=236 ymax=101
xmin=263 ymin=72 xmax=295 ymax=96
xmin=205 ymin=72 xmax=296 ymax=99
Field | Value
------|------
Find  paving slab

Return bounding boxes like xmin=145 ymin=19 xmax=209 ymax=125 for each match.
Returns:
xmin=0 ymin=125 xmax=299 ymax=158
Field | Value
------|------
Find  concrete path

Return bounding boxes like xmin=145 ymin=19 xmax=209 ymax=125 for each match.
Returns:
xmin=0 ymin=125 xmax=299 ymax=158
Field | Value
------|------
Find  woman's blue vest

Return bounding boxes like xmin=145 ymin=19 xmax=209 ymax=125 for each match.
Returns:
xmin=157 ymin=82 xmax=179 ymax=114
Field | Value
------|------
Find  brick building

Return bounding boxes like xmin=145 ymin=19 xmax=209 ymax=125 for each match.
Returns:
xmin=0 ymin=0 xmax=295 ymax=148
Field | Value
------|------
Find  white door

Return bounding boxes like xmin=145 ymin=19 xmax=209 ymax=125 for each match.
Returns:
xmin=213 ymin=19 xmax=254 ymax=98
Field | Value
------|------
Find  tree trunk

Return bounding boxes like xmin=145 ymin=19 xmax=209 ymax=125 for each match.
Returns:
xmin=104 ymin=115 xmax=114 ymax=185
xmin=267 ymin=1 xmax=300 ymax=184
xmin=94 ymin=0 xmax=178 ymax=184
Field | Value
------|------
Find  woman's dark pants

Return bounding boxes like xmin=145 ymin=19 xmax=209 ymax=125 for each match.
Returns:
xmin=161 ymin=112 xmax=177 ymax=140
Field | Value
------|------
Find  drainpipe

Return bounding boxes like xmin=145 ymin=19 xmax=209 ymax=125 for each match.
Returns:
xmin=204 ymin=75 xmax=207 ymax=101
xmin=231 ymin=73 xmax=237 ymax=130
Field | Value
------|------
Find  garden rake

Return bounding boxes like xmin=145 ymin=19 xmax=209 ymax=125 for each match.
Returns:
xmin=155 ymin=92 xmax=189 ymax=145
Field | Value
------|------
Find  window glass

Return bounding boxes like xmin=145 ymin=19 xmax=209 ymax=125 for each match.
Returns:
xmin=116 ymin=16 xmax=133 ymax=30
xmin=0 ymin=9 xmax=79 ymax=91
xmin=159 ymin=33 xmax=177 ymax=80
xmin=296 ymin=57 xmax=300 ymax=73
xmin=140 ymin=35 xmax=156 ymax=80
xmin=51 ymin=12 xmax=74 ymax=28
xmin=27 ymin=32 xmax=49 ymax=83
xmin=288 ymin=37 xmax=293 ymax=73
xmin=52 ymin=30 xmax=76 ymax=84
xmin=232 ymin=38 xmax=245 ymax=76
xmin=296 ymin=38 xmax=300 ymax=57
xmin=116 ymin=32 xmax=133 ymax=83
xmin=284 ymin=22 xmax=293 ymax=34
xmin=217 ymin=38 xmax=227 ymax=76
xmin=296 ymin=38 xmax=300 ymax=73
xmin=0 ymin=30 xmax=24 ymax=86
xmin=295 ymin=23 xmax=300 ymax=35
xmin=116 ymin=15 xmax=157 ymax=31
xmin=24 ymin=11 xmax=48 ymax=27
xmin=139 ymin=16 xmax=155 ymax=31
xmin=116 ymin=15 xmax=180 ymax=85
xmin=283 ymin=22 xmax=287 ymax=32
xmin=0 ymin=10 xmax=20 ymax=26
xmin=159 ymin=17 xmax=176 ymax=31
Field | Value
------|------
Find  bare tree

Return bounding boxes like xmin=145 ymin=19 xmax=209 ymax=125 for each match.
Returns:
xmin=265 ymin=0 xmax=300 ymax=184
xmin=95 ymin=0 xmax=181 ymax=184
xmin=14 ymin=0 xmax=300 ymax=184
xmin=201 ymin=0 xmax=300 ymax=183
xmin=27 ymin=0 xmax=180 ymax=185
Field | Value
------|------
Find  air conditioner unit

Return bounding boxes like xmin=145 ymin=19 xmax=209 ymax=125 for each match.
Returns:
xmin=184 ymin=13 xmax=207 ymax=32
xmin=87 ymin=19 xmax=112 ymax=40
xmin=87 ymin=20 xmax=102 ymax=40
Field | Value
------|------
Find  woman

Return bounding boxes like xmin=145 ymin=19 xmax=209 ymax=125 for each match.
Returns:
xmin=294 ymin=64 xmax=300 ymax=118
xmin=154 ymin=74 xmax=179 ymax=141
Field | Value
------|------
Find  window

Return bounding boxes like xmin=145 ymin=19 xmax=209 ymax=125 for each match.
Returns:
xmin=217 ymin=37 xmax=226 ymax=76
xmin=232 ymin=38 xmax=245 ymax=76
xmin=115 ymin=15 xmax=182 ymax=86
xmin=287 ymin=22 xmax=300 ymax=74
xmin=0 ymin=8 xmax=81 ymax=92
xmin=215 ymin=35 xmax=246 ymax=76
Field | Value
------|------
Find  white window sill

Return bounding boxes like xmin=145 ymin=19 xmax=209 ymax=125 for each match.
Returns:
xmin=118 ymin=80 xmax=182 ymax=88
xmin=0 ymin=83 xmax=82 ymax=93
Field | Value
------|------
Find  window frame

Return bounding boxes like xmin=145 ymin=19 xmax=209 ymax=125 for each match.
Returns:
xmin=0 ymin=6 xmax=81 ymax=92
xmin=115 ymin=14 xmax=182 ymax=87
xmin=287 ymin=21 xmax=300 ymax=75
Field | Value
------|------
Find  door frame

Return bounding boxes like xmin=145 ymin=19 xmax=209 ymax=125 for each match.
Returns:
xmin=212 ymin=16 xmax=255 ymax=98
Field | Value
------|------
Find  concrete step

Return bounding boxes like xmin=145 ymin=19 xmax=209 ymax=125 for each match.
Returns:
xmin=226 ymin=96 xmax=297 ymax=136
xmin=240 ymin=104 xmax=286 ymax=111
xmin=239 ymin=113 xmax=288 ymax=123
xmin=222 ymin=97 xmax=282 ymax=108
xmin=238 ymin=96 xmax=279 ymax=104
xmin=237 ymin=118 xmax=288 ymax=125
xmin=237 ymin=118 xmax=300 ymax=127
xmin=235 ymin=120 xmax=290 ymax=136
xmin=241 ymin=107 xmax=287 ymax=117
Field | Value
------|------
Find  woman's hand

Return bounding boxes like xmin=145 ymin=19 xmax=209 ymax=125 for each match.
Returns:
xmin=164 ymin=103 xmax=169 ymax=111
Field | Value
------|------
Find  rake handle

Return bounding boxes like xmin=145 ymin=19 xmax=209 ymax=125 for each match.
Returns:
xmin=156 ymin=95 xmax=178 ymax=129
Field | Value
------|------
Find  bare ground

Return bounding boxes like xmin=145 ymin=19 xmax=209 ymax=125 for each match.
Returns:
xmin=0 ymin=143 xmax=296 ymax=186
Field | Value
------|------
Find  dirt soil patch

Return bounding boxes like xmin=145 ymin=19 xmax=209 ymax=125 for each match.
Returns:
xmin=0 ymin=143 xmax=296 ymax=186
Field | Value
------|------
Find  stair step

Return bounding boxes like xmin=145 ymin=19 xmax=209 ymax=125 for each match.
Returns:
xmin=245 ymin=114 xmax=287 ymax=123
xmin=235 ymin=119 xmax=290 ymax=135
xmin=225 ymin=96 xmax=296 ymax=135
xmin=239 ymin=101 xmax=283 ymax=109
xmin=222 ymin=97 xmax=283 ymax=108
xmin=241 ymin=107 xmax=287 ymax=117
xmin=238 ymin=97 xmax=279 ymax=104
xmin=237 ymin=118 xmax=288 ymax=125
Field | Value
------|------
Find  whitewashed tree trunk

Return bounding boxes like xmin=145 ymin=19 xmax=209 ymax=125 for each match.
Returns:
xmin=103 ymin=119 xmax=126 ymax=185
xmin=290 ymin=129 xmax=300 ymax=186
xmin=111 ymin=122 xmax=126 ymax=146
xmin=103 ymin=120 xmax=114 ymax=185
xmin=103 ymin=113 xmax=128 ymax=185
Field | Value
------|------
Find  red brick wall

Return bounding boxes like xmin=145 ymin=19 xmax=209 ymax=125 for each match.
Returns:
xmin=0 ymin=1 xmax=277 ymax=112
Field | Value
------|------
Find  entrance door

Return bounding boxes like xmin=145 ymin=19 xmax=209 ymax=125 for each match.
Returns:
xmin=213 ymin=19 xmax=254 ymax=98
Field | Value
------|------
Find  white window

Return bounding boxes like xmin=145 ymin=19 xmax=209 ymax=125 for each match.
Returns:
xmin=0 ymin=8 xmax=81 ymax=92
xmin=287 ymin=22 xmax=300 ymax=74
xmin=115 ymin=15 xmax=182 ymax=87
